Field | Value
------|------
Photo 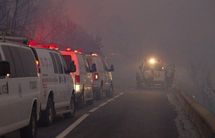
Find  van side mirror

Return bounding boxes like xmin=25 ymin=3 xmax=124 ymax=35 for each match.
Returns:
xmin=91 ymin=63 xmax=97 ymax=72
xmin=109 ymin=64 xmax=114 ymax=72
xmin=68 ymin=61 xmax=76 ymax=73
xmin=0 ymin=61 xmax=10 ymax=77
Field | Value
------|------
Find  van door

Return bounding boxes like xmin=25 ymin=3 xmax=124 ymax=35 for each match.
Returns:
xmin=49 ymin=53 xmax=66 ymax=108
xmin=59 ymin=55 xmax=73 ymax=103
xmin=81 ymin=55 xmax=93 ymax=100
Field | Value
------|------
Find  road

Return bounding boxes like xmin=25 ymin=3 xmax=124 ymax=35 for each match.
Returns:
xmin=65 ymin=89 xmax=178 ymax=138
xmin=5 ymin=89 xmax=179 ymax=138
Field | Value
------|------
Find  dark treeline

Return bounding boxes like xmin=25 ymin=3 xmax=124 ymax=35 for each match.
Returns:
xmin=0 ymin=0 xmax=102 ymax=53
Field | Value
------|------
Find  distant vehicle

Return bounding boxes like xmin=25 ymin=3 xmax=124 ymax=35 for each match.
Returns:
xmin=136 ymin=57 xmax=167 ymax=89
xmin=60 ymin=49 xmax=94 ymax=106
xmin=87 ymin=53 xmax=114 ymax=99
xmin=30 ymin=44 xmax=76 ymax=126
xmin=0 ymin=36 xmax=40 ymax=138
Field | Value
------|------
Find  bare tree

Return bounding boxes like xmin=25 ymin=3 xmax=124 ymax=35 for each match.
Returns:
xmin=0 ymin=0 xmax=36 ymax=34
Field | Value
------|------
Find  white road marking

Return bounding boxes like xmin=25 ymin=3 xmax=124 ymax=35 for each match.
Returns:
xmin=114 ymin=95 xmax=120 ymax=98
xmin=107 ymin=98 xmax=114 ymax=103
xmin=55 ymin=114 xmax=89 ymax=138
xmin=120 ymin=92 xmax=124 ymax=96
xmin=99 ymin=102 xmax=108 ymax=107
xmin=89 ymin=107 xmax=100 ymax=113
xmin=56 ymin=92 xmax=125 ymax=138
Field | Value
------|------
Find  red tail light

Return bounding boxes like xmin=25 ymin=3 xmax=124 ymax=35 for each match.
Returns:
xmin=75 ymin=75 xmax=80 ymax=83
xmin=93 ymin=73 xmax=99 ymax=80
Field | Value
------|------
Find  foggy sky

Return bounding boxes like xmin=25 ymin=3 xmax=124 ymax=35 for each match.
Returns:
xmin=47 ymin=0 xmax=215 ymax=87
xmin=63 ymin=0 xmax=215 ymax=57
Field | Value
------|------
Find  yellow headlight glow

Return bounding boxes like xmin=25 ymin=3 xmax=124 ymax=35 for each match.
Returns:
xmin=148 ymin=57 xmax=157 ymax=65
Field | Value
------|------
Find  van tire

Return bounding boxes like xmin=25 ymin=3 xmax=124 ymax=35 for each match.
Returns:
xmin=64 ymin=94 xmax=76 ymax=118
xmin=42 ymin=98 xmax=55 ymax=126
xmin=20 ymin=107 xmax=37 ymax=138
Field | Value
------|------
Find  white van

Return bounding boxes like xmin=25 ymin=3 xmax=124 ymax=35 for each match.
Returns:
xmin=87 ymin=54 xmax=114 ymax=99
xmin=60 ymin=49 xmax=94 ymax=106
xmin=32 ymin=47 xmax=76 ymax=126
xmin=0 ymin=38 xmax=40 ymax=138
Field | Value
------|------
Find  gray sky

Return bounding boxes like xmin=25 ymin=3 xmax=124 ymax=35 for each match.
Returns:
xmin=62 ymin=0 xmax=215 ymax=59
xmin=59 ymin=0 xmax=215 ymax=87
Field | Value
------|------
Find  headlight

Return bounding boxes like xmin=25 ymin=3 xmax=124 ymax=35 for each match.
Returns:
xmin=75 ymin=84 xmax=81 ymax=92
xmin=148 ymin=57 xmax=157 ymax=65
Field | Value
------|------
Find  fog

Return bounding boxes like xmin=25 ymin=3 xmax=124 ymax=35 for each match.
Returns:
xmin=1 ymin=0 xmax=215 ymax=113
xmin=60 ymin=0 xmax=215 ymax=88
xmin=58 ymin=0 xmax=215 ymax=113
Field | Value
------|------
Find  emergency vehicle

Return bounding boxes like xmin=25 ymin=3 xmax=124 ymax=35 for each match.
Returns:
xmin=87 ymin=53 xmax=114 ymax=99
xmin=136 ymin=57 xmax=166 ymax=89
xmin=60 ymin=49 xmax=94 ymax=106
xmin=29 ymin=41 xmax=76 ymax=126
xmin=0 ymin=35 xmax=40 ymax=138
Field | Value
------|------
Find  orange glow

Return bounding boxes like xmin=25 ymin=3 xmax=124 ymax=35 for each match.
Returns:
xmin=35 ymin=60 xmax=39 ymax=65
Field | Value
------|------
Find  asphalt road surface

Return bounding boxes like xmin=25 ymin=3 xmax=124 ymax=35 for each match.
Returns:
xmin=66 ymin=89 xmax=178 ymax=138
xmin=4 ymin=89 xmax=179 ymax=138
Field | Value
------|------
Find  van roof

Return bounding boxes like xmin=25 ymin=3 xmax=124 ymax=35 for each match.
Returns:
xmin=34 ymin=47 xmax=60 ymax=53
xmin=0 ymin=41 xmax=29 ymax=48
xmin=60 ymin=50 xmax=83 ymax=55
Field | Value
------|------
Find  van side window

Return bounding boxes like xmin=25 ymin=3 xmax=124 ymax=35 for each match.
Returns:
xmin=54 ymin=54 xmax=64 ymax=74
xmin=18 ymin=48 xmax=37 ymax=77
xmin=50 ymin=53 xmax=58 ymax=73
xmin=2 ymin=46 xmax=37 ymax=77
xmin=77 ymin=55 xmax=87 ymax=73
xmin=10 ymin=47 xmax=26 ymax=77
xmin=60 ymin=56 xmax=68 ymax=73
xmin=1 ymin=46 xmax=19 ymax=77
xmin=62 ymin=55 xmax=71 ymax=70
xmin=83 ymin=56 xmax=90 ymax=71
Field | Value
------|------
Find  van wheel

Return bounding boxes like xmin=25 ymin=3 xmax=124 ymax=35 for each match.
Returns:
xmin=64 ymin=95 xmax=76 ymax=118
xmin=20 ymin=107 xmax=37 ymax=138
xmin=42 ymin=98 xmax=55 ymax=126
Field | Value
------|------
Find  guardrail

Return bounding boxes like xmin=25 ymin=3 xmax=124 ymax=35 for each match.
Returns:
xmin=175 ymin=90 xmax=215 ymax=138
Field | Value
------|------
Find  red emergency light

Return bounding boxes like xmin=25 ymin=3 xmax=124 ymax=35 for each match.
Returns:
xmin=66 ymin=48 xmax=72 ymax=51
xmin=49 ymin=44 xmax=59 ymax=50
xmin=28 ymin=40 xmax=59 ymax=50
xmin=28 ymin=40 xmax=38 ymax=47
